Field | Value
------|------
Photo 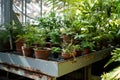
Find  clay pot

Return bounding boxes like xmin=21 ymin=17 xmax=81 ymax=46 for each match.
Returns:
xmin=34 ymin=48 xmax=51 ymax=60
xmin=22 ymin=46 xmax=34 ymax=57
xmin=62 ymin=52 xmax=72 ymax=59
xmin=62 ymin=52 xmax=76 ymax=60
xmin=83 ymin=48 xmax=90 ymax=54
xmin=15 ymin=39 xmax=24 ymax=54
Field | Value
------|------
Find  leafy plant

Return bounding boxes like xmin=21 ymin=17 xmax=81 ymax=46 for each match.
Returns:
xmin=52 ymin=47 xmax=61 ymax=54
xmin=16 ymin=24 xmax=39 ymax=47
xmin=105 ymin=48 xmax=120 ymax=67
xmin=38 ymin=12 xmax=63 ymax=30
xmin=102 ymin=48 xmax=120 ymax=80
xmin=0 ymin=30 xmax=9 ymax=43
xmin=81 ymin=41 xmax=94 ymax=51
xmin=51 ymin=47 xmax=61 ymax=58
xmin=33 ymin=28 xmax=47 ymax=50
xmin=49 ymin=29 xmax=61 ymax=45
xmin=62 ymin=42 xmax=80 ymax=54
xmin=102 ymin=66 xmax=120 ymax=80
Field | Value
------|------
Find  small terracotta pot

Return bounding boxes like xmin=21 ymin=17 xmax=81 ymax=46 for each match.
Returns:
xmin=62 ymin=52 xmax=72 ymax=59
xmin=34 ymin=48 xmax=51 ymax=60
xmin=15 ymin=39 xmax=24 ymax=54
xmin=22 ymin=46 xmax=33 ymax=57
xmin=62 ymin=52 xmax=77 ymax=60
xmin=83 ymin=48 xmax=90 ymax=54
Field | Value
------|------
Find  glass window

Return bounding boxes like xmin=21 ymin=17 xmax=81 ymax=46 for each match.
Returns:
xmin=13 ymin=0 xmax=64 ymax=24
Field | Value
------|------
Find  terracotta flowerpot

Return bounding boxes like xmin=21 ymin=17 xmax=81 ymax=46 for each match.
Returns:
xmin=15 ymin=39 xmax=24 ymax=54
xmin=83 ymin=48 xmax=90 ymax=54
xmin=22 ymin=46 xmax=34 ymax=57
xmin=62 ymin=52 xmax=72 ymax=59
xmin=34 ymin=48 xmax=51 ymax=60
xmin=62 ymin=52 xmax=76 ymax=60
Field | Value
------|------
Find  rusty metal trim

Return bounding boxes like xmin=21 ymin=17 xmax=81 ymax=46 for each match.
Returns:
xmin=0 ymin=63 xmax=53 ymax=80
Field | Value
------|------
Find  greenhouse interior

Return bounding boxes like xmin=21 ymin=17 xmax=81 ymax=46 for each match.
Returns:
xmin=0 ymin=0 xmax=120 ymax=80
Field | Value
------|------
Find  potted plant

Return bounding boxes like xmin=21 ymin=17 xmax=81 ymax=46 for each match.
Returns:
xmin=13 ymin=25 xmax=25 ymax=54
xmin=20 ymin=33 xmax=34 ymax=57
xmin=81 ymin=41 xmax=95 ymax=54
xmin=51 ymin=47 xmax=61 ymax=58
xmin=0 ymin=23 xmax=23 ymax=52
xmin=61 ymin=42 xmax=79 ymax=60
xmin=33 ymin=29 xmax=51 ymax=60
xmin=16 ymin=25 xmax=37 ymax=57
xmin=74 ymin=44 xmax=82 ymax=56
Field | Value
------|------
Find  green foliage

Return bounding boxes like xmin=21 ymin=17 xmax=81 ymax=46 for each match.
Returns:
xmin=102 ymin=66 xmax=120 ymax=80
xmin=0 ymin=30 xmax=9 ymax=43
xmin=49 ymin=29 xmax=61 ymax=45
xmin=81 ymin=41 xmax=94 ymax=50
xmin=33 ymin=28 xmax=47 ymax=49
xmin=52 ymin=47 xmax=61 ymax=54
xmin=105 ymin=48 xmax=120 ymax=67
xmin=111 ymin=48 xmax=120 ymax=61
xmin=62 ymin=43 xmax=73 ymax=54
xmin=62 ymin=42 xmax=80 ymax=54
xmin=73 ymin=44 xmax=81 ymax=51
xmin=38 ymin=12 xmax=63 ymax=30
xmin=102 ymin=48 xmax=120 ymax=80
xmin=16 ymin=24 xmax=40 ymax=47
